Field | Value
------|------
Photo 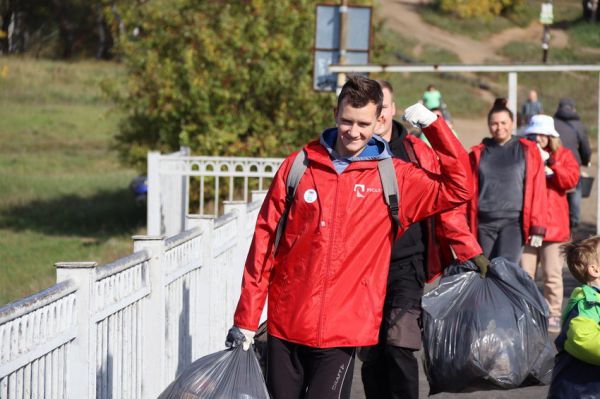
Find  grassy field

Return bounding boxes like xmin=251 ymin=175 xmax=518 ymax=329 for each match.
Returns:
xmin=0 ymin=58 xmax=144 ymax=305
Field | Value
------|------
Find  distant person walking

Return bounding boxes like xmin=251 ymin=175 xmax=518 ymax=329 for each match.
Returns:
xmin=554 ymin=98 xmax=592 ymax=230
xmin=468 ymin=99 xmax=547 ymax=263
xmin=520 ymin=89 xmax=543 ymax=126
xmin=519 ymin=115 xmax=580 ymax=333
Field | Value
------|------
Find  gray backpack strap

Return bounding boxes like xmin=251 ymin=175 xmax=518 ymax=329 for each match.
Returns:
xmin=377 ymin=157 xmax=400 ymax=239
xmin=274 ymin=149 xmax=308 ymax=253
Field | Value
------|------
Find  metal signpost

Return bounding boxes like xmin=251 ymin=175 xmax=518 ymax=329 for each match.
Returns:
xmin=313 ymin=3 xmax=371 ymax=92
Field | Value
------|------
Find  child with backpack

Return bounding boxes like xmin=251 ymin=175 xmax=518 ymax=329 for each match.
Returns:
xmin=548 ymin=236 xmax=600 ymax=398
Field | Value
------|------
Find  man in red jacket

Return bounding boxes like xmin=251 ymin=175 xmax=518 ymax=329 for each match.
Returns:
xmin=359 ymin=80 xmax=487 ymax=399
xmin=226 ymin=75 xmax=472 ymax=399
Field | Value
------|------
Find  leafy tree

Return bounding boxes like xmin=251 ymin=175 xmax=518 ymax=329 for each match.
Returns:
xmin=436 ymin=0 xmax=524 ymax=19
xmin=108 ymin=1 xmax=375 ymax=170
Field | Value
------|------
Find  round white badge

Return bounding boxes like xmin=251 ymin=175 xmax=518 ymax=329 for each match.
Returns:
xmin=303 ymin=189 xmax=318 ymax=203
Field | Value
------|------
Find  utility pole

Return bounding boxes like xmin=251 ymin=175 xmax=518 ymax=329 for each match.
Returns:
xmin=336 ymin=0 xmax=348 ymax=95
xmin=540 ymin=1 xmax=553 ymax=63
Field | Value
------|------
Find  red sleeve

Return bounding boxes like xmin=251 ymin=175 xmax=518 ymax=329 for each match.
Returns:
xmin=527 ymin=143 xmax=548 ymax=237
xmin=548 ymin=147 xmax=580 ymax=192
xmin=233 ymin=154 xmax=295 ymax=331
xmin=397 ymin=117 xmax=472 ymax=228
xmin=437 ymin=204 xmax=483 ymax=262
xmin=409 ymin=136 xmax=481 ymax=262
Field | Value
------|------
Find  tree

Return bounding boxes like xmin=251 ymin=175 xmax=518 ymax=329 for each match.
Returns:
xmin=108 ymin=0 xmax=347 ymax=170
xmin=436 ymin=0 xmax=524 ymax=19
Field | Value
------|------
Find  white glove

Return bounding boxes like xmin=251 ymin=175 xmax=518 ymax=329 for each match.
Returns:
xmin=529 ymin=234 xmax=544 ymax=248
xmin=403 ymin=103 xmax=438 ymax=129
xmin=544 ymin=165 xmax=554 ymax=176
xmin=537 ymin=144 xmax=550 ymax=162
xmin=225 ymin=326 xmax=256 ymax=351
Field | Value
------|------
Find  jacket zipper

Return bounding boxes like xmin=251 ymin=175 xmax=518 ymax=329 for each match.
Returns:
xmin=317 ymin=174 xmax=339 ymax=346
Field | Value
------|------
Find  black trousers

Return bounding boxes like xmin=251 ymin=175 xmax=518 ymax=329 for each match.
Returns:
xmin=361 ymin=343 xmax=419 ymax=399
xmin=360 ymin=256 xmax=424 ymax=399
xmin=266 ymin=334 xmax=356 ymax=399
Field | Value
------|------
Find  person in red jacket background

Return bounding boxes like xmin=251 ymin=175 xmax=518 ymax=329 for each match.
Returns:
xmin=359 ymin=80 xmax=487 ymax=399
xmin=468 ymin=98 xmax=547 ymax=263
xmin=225 ymin=75 xmax=472 ymax=399
xmin=520 ymin=114 xmax=580 ymax=333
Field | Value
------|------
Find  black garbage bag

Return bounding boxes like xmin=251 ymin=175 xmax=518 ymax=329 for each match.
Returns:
xmin=158 ymin=345 xmax=269 ymax=399
xmin=422 ymin=258 xmax=554 ymax=394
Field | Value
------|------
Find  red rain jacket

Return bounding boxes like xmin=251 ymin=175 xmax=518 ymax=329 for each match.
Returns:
xmin=544 ymin=146 xmax=580 ymax=242
xmin=468 ymin=138 xmax=547 ymax=243
xmin=404 ymin=135 xmax=482 ymax=281
xmin=233 ymin=118 xmax=472 ymax=348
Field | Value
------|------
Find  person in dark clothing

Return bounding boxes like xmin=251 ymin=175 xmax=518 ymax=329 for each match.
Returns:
xmin=359 ymin=81 xmax=487 ymax=399
xmin=468 ymin=99 xmax=547 ymax=263
xmin=554 ymin=98 xmax=592 ymax=230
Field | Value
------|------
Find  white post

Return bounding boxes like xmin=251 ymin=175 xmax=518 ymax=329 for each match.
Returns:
xmin=133 ymin=235 xmax=166 ymax=398
xmin=508 ymin=72 xmax=518 ymax=132
xmin=56 ymin=261 xmax=97 ymax=399
xmin=197 ymin=217 xmax=220 ymax=351
xmin=223 ymin=201 xmax=247 ymax=295
xmin=147 ymin=152 xmax=162 ymax=236
xmin=596 ymin=72 xmax=600 ymax=234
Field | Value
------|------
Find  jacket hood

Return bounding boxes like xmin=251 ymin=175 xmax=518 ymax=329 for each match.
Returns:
xmin=319 ymin=127 xmax=391 ymax=161
xmin=554 ymin=104 xmax=580 ymax=121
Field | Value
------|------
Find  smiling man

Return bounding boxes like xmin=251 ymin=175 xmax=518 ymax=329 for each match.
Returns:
xmin=225 ymin=75 xmax=472 ymax=399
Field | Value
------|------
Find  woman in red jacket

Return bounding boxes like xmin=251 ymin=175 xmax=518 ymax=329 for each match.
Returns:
xmin=520 ymin=114 xmax=580 ymax=333
xmin=468 ymin=98 xmax=547 ymax=263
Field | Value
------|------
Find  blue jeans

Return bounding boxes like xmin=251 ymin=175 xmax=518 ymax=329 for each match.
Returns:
xmin=567 ymin=179 xmax=582 ymax=229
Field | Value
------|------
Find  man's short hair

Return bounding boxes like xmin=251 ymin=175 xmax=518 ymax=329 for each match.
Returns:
xmin=337 ymin=75 xmax=383 ymax=117
xmin=561 ymin=236 xmax=600 ymax=284
xmin=377 ymin=80 xmax=394 ymax=95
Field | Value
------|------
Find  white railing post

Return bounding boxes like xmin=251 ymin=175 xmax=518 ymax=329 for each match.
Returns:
xmin=197 ymin=216 xmax=222 ymax=352
xmin=55 ymin=261 xmax=97 ymax=399
xmin=133 ymin=235 xmax=166 ymax=398
xmin=223 ymin=201 xmax=248 ymax=289
xmin=147 ymin=152 xmax=162 ymax=236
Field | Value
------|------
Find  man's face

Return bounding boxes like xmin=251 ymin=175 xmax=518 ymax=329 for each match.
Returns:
xmin=375 ymin=88 xmax=396 ymax=140
xmin=334 ymin=99 xmax=380 ymax=158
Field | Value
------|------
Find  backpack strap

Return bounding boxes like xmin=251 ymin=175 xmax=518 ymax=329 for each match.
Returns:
xmin=378 ymin=157 xmax=400 ymax=239
xmin=274 ymin=149 xmax=308 ymax=253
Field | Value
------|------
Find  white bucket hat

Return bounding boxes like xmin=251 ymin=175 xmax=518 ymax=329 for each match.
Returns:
xmin=522 ymin=114 xmax=560 ymax=137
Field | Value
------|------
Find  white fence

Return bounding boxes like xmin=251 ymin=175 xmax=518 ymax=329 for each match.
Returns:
xmin=147 ymin=152 xmax=283 ymax=236
xmin=0 ymin=199 xmax=263 ymax=399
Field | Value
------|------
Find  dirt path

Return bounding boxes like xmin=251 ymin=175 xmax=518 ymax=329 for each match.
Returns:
xmin=379 ymin=0 xmax=569 ymax=64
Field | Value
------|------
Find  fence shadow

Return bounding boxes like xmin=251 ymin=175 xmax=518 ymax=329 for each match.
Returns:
xmin=0 ymin=189 xmax=145 ymax=237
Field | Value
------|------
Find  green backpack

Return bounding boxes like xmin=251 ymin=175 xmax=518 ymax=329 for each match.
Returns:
xmin=562 ymin=285 xmax=600 ymax=366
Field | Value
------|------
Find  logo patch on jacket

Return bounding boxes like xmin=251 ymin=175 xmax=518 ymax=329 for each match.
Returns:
xmin=354 ymin=184 xmax=382 ymax=198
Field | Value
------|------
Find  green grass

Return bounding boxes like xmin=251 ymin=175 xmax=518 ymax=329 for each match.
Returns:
xmin=569 ymin=21 xmax=600 ymax=48
xmin=0 ymin=58 xmax=143 ymax=305
xmin=499 ymin=41 xmax=600 ymax=64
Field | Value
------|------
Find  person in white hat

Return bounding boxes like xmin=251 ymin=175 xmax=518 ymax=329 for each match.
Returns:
xmin=520 ymin=114 xmax=580 ymax=333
